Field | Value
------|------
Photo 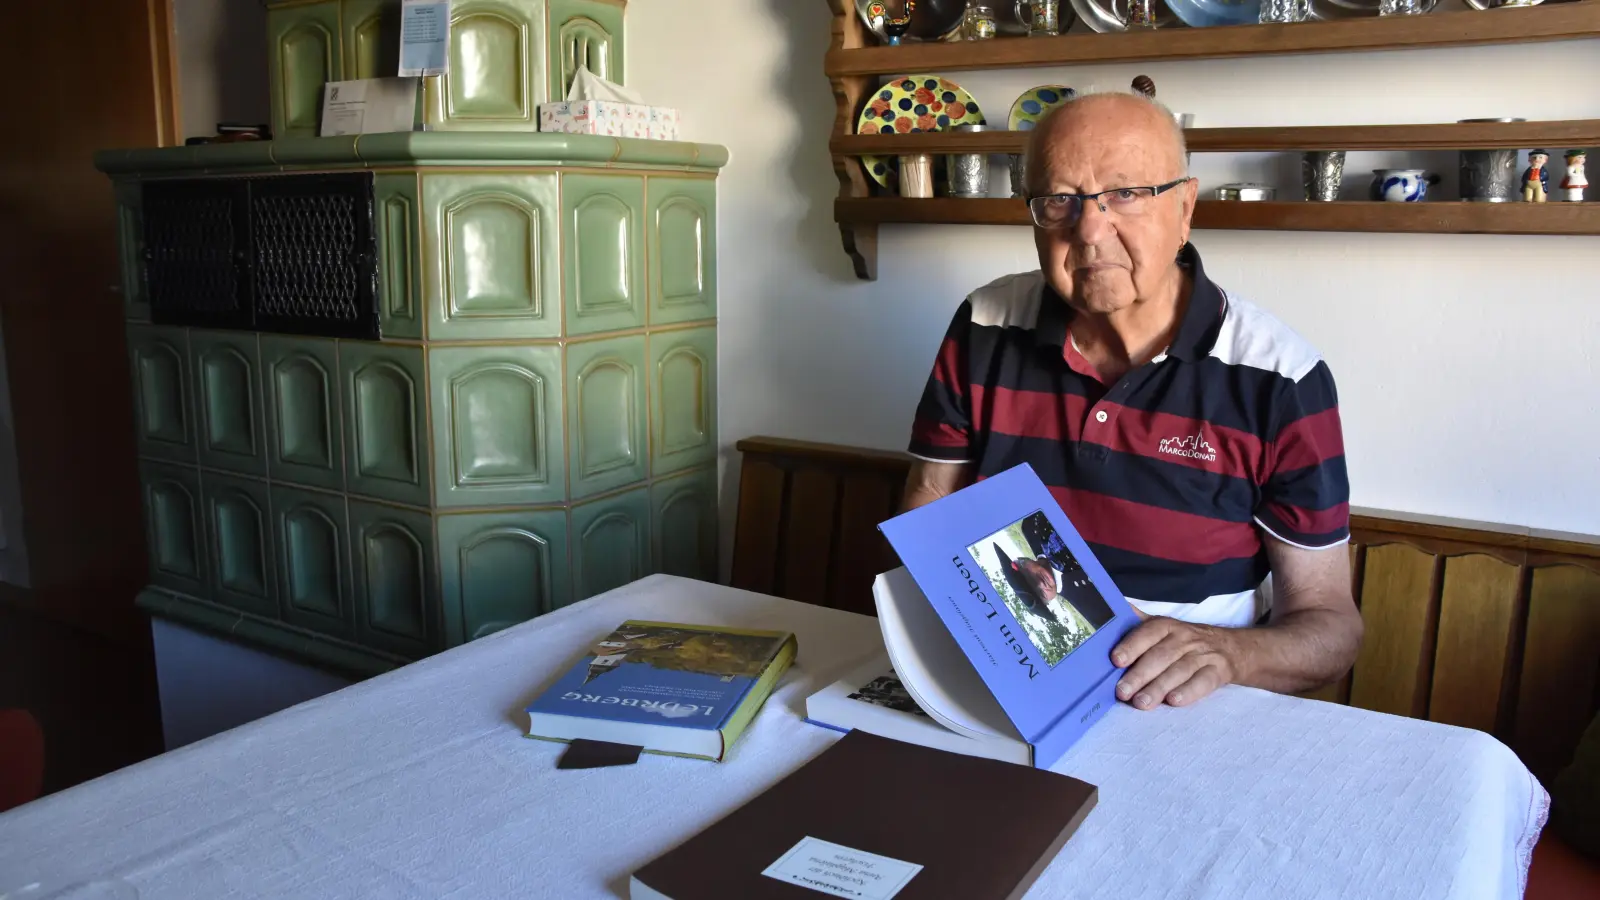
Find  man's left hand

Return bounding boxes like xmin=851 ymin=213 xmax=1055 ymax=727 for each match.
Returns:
xmin=1111 ymin=617 xmax=1240 ymax=710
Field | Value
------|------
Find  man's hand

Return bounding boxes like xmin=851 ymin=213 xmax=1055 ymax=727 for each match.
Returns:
xmin=1112 ymin=618 xmax=1240 ymax=709
xmin=1108 ymin=535 xmax=1363 ymax=710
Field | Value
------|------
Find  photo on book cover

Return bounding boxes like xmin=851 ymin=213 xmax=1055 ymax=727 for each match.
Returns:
xmin=966 ymin=510 xmax=1117 ymax=668
xmin=579 ymin=623 xmax=788 ymax=690
xmin=845 ymin=670 xmax=930 ymax=718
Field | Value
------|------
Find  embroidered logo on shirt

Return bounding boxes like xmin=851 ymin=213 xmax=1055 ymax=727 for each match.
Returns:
xmin=1158 ymin=431 xmax=1217 ymax=463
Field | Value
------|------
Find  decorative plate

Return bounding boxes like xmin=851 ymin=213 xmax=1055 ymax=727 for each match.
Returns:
xmin=853 ymin=0 xmax=966 ymax=43
xmin=1164 ymin=0 xmax=1260 ymax=27
xmin=1008 ymin=85 xmax=1076 ymax=132
xmin=1070 ymin=0 xmax=1184 ymax=31
xmin=857 ymin=74 xmax=986 ymax=190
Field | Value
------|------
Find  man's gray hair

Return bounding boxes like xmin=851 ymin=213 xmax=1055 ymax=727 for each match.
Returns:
xmin=1020 ymin=89 xmax=1190 ymax=196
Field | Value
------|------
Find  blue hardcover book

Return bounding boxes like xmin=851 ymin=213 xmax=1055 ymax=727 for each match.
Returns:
xmin=870 ymin=463 xmax=1140 ymax=769
xmin=525 ymin=621 xmax=798 ymax=762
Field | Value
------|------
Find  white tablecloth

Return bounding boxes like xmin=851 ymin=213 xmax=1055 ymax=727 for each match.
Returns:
xmin=0 ymin=575 xmax=1548 ymax=900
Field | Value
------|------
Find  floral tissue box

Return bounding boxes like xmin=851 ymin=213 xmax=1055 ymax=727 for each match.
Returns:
xmin=538 ymin=101 xmax=680 ymax=141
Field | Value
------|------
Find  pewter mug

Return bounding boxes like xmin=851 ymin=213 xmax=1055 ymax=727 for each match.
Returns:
xmin=1460 ymin=149 xmax=1519 ymax=202
xmin=1302 ymin=150 xmax=1346 ymax=202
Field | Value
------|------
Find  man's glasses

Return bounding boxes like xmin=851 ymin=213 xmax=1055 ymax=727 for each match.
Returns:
xmin=1025 ymin=178 xmax=1192 ymax=229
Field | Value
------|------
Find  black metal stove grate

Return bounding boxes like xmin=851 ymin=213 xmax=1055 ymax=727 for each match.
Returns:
xmin=140 ymin=172 xmax=380 ymax=340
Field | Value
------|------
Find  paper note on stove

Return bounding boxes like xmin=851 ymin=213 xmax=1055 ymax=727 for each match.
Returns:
xmin=399 ymin=0 xmax=451 ymax=77
xmin=320 ymin=79 xmax=419 ymax=136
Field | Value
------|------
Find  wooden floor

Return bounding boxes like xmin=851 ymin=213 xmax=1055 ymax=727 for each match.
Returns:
xmin=0 ymin=600 xmax=162 ymax=797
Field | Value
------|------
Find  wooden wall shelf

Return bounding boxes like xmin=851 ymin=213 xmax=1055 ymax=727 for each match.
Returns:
xmin=833 ymin=118 xmax=1600 ymax=155
xmin=836 ymin=197 xmax=1600 ymax=236
xmin=823 ymin=0 xmax=1600 ymax=279
xmin=825 ymin=4 xmax=1600 ymax=75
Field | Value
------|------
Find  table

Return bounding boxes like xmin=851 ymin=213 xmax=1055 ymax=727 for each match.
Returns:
xmin=0 ymin=575 xmax=1549 ymax=899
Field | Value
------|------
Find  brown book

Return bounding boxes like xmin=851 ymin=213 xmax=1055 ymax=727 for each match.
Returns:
xmin=630 ymin=729 xmax=1098 ymax=900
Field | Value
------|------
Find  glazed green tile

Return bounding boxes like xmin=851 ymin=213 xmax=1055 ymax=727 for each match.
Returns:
xmin=648 ymin=177 xmax=717 ymax=326
xmin=571 ymin=485 xmax=650 ymax=603
xmin=437 ymin=508 xmax=570 ymax=645
xmin=424 ymin=0 xmax=548 ymax=131
xmin=565 ymin=334 xmax=647 ymax=499
xmin=114 ymin=180 xmax=148 ymax=321
xmin=262 ymin=336 xmax=344 ymax=492
xmin=272 ymin=484 xmax=353 ymax=638
xmin=374 ymin=174 xmax=423 ymax=341
xmin=127 ymin=325 xmax=195 ymax=464
xmin=650 ymin=466 xmax=718 ymax=583
xmin=342 ymin=0 xmax=398 ymax=80
xmin=649 ymin=326 xmax=717 ymax=478
xmin=548 ymin=0 xmax=625 ymax=99
xmin=267 ymin=1 xmax=341 ymax=140
xmin=562 ymin=174 xmax=645 ymax=336
xmin=201 ymin=471 xmax=278 ymax=619
xmin=190 ymin=330 xmax=267 ymax=476
xmin=349 ymin=499 xmax=438 ymax=656
xmin=139 ymin=461 xmax=208 ymax=598
xmin=340 ymin=342 xmax=430 ymax=507
xmin=428 ymin=345 xmax=564 ymax=508
xmin=422 ymin=173 xmax=560 ymax=340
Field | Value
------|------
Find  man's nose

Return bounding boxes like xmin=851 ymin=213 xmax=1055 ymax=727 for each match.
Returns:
xmin=1072 ymin=196 xmax=1116 ymax=244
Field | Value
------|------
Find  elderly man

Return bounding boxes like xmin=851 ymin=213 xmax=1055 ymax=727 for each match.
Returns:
xmin=901 ymin=92 xmax=1362 ymax=711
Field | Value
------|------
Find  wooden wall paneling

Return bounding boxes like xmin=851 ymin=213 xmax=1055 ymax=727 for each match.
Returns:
xmin=1427 ymin=554 xmax=1523 ymax=734
xmin=1513 ymin=563 xmax=1600 ymax=780
xmin=778 ymin=469 xmax=841 ymax=607
xmin=1347 ymin=542 xmax=1442 ymax=718
xmin=728 ymin=458 xmax=789 ymax=595
xmin=829 ymin=473 xmax=897 ymax=618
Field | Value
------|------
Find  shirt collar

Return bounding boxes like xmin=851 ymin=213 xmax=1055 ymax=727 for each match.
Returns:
xmin=1033 ymin=242 xmax=1226 ymax=363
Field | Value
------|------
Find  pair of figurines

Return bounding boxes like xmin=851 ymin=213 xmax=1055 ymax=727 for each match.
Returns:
xmin=1522 ymin=149 xmax=1587 ymax=202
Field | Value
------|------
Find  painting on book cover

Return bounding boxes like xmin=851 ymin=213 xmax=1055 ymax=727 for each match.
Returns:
xmin=966 ymin=510 xmax=1115 ymax=668
xmin=580 ymin=623 xmax=788 ymax=686
xmin=846 ymin=670 xmax=930 ymax=718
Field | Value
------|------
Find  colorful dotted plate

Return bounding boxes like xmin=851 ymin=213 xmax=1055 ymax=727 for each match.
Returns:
xmin=857 ymin=74 xmax=986 ymax=190
xmin=1008 ymin=85 xmax=1076 ymax=132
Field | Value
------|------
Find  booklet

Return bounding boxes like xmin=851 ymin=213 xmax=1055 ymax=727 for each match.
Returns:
xmin=809 ymin=463 xmax=1139 ymax=769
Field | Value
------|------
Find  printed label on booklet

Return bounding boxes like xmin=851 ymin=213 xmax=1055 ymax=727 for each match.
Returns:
xmin=760 ymin=836 xmax=922 ymax=899
xmin=399 ymin=0 xmax=450 ymax=77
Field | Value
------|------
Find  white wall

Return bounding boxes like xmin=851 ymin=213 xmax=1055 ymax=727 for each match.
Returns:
xmin=172 ymin=1 xmax=1600 ymax=546
xmin=621 ymin=0 xmax=1600 ymax=542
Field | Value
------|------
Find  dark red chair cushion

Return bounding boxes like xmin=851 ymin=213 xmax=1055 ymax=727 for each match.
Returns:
xmin=1526 ymin=833 xmax=1600 ymax=900
xmin=0 ymin=708 xmax=44 ymax=812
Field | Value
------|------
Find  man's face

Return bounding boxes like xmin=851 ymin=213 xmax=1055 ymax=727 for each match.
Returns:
xmin=1013 ymin=557 xmax=1058 ymax=604
xmin=1027 ymin=103 xmax=1196 ymax=316
xmin=1532 ymin=153 xmax=1548 ymax=167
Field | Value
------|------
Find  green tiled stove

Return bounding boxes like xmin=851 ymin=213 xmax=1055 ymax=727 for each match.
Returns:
xmin=95 ymin=0 xmax=727 ymax=680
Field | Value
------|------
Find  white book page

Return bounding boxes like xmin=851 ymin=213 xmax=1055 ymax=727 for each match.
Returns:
xmin=874 ymin=567 xmax=1020 ymax=741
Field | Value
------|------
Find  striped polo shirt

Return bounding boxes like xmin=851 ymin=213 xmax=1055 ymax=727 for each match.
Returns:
xmin=908 ymin=244 xmax=1350 ymax=627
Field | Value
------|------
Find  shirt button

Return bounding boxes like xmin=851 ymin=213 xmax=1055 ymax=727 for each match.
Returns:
xmin=1094 ymin=410 xmax=1108 ymax=423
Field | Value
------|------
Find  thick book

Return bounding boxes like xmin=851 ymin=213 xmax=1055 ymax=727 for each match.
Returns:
xmin=629 ymin=728 xmax=1098 ymax=900
xmin=524 ymin=620 xmax=797 ymax=762
xmin=811 ymin=463 xmax=1140 ymax=770
xmin=803 ymin=653 xmax=1030 ymax=766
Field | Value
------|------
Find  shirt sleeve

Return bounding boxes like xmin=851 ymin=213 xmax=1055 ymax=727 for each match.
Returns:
xmin=907 ymin=300 xmax=975 ymax=463
xmin=1254 ymin=359 xmax=1350 ymax=549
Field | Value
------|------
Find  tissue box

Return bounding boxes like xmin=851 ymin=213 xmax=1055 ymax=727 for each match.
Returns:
xmin=538 ymin=101 xmax=680 ymax=141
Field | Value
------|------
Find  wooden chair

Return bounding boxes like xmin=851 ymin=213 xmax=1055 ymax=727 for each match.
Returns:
xmin=0 ymin=708 xmax=44 ymax=812
xmin=1528 ymin=833 xmax=1600 ymax=900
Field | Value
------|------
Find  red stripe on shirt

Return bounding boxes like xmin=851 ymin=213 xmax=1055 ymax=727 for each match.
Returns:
xmin=1261 ymin=501 xmax=1350 ymax=541
xmin=1270 ymin=407 xmax=1345 ymax=472
xmin=1049 ymin=486 xmax=1260 ymax=566
xmin=970 ymin=384 xmax=1087 ymax=444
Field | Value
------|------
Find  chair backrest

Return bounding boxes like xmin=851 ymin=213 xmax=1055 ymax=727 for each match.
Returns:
xmin=0 ymin=708 xmax=45 ymax=812
xmin=729 ymin=435 xmax=1600 ymax=784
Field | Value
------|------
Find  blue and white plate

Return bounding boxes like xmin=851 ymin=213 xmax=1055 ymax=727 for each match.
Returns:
xmin=1165 ymin=0 xmax=1260 ymax=27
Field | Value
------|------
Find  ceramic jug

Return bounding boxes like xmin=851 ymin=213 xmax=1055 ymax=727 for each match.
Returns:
xmin=1369 ymin=169 xmax=1438 ymax=202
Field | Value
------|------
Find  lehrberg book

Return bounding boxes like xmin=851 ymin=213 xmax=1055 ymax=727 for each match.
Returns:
xmin=809 ymin=463 xmax=1139 ymax=769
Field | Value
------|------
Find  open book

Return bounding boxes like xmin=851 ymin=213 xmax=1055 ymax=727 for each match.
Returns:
xmin=805 ymin=463 xmax=1140 ymax=769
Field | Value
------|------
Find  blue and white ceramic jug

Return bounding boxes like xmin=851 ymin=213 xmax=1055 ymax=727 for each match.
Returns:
xmin=1370 ymin=169 xmax=1438 ymax=202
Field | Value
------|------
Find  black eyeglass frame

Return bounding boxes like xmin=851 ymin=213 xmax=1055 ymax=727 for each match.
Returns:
xmin=1023 ymin=177 xmax=1194 ymax=228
